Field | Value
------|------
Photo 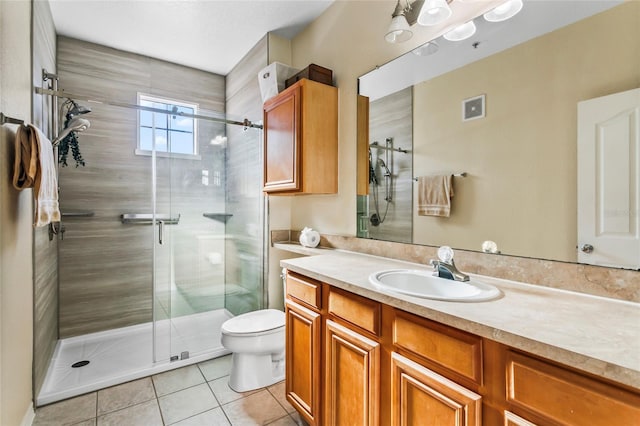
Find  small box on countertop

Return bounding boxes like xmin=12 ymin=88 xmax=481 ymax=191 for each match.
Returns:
xmin=285 ymin=64 xmax=333 ymax=88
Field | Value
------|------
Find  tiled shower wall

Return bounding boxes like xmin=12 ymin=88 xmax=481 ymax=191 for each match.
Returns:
xmin=56 ymin=37 xmax=227 ymax=337
xmin=32 ymin=0 xmax=58 ymax=399
xmin=366 ymin=87 xmax=413 ymax=243
xmin=223 ymin=36 xmax=268 ymax=315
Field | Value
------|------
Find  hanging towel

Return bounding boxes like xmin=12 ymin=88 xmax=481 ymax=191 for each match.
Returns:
xmin=13 ymin=124 xmax=61 ymax=227
xmin=12 ymin=125 xmax=39 ymax=190
xmin=417 ymin=175 xmax=454 ymax=217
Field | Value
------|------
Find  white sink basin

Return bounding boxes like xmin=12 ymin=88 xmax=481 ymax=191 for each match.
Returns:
xmin=369 ymin=269 xmax=501 ymax=302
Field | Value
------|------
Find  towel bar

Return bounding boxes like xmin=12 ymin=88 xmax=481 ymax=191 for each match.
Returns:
xmin=413 ymin=173 xmax=467 ymax=181
xmin=1 ymin=112 xmax=25 ymax=126
xmin=120 ymin=213 xmax=180 ymax=225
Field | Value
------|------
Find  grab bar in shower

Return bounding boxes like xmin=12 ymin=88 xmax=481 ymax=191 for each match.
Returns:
xmin=62 ymin=210 xmax=95 ymax=218
xmin=120 ymin=213 xmax=181 ymax=225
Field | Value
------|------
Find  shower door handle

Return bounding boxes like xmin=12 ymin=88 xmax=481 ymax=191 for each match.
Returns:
xmin=158 ymin=220 xmax=164 ymax=245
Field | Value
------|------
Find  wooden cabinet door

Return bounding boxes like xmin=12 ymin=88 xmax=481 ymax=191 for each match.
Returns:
xmin=390 ymin=352 xmax=482 ymax=426
xmin=324 ymin=319 xmax=380 ymax=426
xmin=504 ymin=411 xmax=537 ymax=426
xmin=285 ymin=300 xmax=321 ymax=425
xmin=263 ymin=85 xmax=300 ymax=192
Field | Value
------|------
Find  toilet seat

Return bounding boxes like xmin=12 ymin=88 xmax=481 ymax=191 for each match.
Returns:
xmin=221 ymin=309 xmax=285 ymax=337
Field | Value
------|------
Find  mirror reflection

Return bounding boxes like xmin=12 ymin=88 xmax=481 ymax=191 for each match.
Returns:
xmin=357 ymin=1 xmax=639 ymax=265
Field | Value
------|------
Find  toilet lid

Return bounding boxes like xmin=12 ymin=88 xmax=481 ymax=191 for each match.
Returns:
xmin=222 ymin=309 xmax=285 ymax=335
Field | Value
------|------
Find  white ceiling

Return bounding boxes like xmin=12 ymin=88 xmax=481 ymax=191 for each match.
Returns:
xmin=48 ymin=0 xmax=334 ymax=76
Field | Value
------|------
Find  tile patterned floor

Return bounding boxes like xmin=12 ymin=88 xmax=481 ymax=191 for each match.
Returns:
xmin=33 ymin=355 xmax=306 ymax=426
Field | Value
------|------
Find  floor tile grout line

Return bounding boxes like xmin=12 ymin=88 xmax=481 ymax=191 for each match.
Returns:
xmin=266 ymin=384 xmax=294 ymax=416
xmin=266 ymin=414 xmax=295 ymax=426
xmin=93 ymin=398 xmax=162 ymax=422
xmin=149 ymin=375 xmax=168 ymax=426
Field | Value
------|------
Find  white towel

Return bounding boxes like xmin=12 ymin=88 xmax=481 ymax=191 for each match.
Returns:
xmin=34 ymin=126 xmax=60 ymax=227
xmin=13 ymin=125 xmax=61 ymax=226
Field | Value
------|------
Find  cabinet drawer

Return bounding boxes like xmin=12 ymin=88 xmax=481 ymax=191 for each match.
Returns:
xmin=327 ymin=287 xmax=381 ymax=336
xmin=393 ymin=310 xmax=482 ymax=385
xmin=286 ymin=272 xmax=321 ymax=310
xmin=506 ymin=351 xmax=640 ymax=426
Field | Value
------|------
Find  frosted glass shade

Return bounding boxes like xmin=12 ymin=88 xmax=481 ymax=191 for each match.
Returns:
xmin=484 ymin=0 xmax=523 ymax=22
xmin=443 ymin=21 xmax=477 ymax=41
xmin=417 ymin=0 xmax=452 ymax=26
xmin=385 ymin=15 xmax=413 ymax=43
xmin=413 ymin=40 xmax=439 ymax=56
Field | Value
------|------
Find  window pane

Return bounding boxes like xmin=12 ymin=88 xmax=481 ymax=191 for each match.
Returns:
xmin=140 ymin=127 xmax=153 ymax=151
xmin=154 ymin=129 xmax=169 ymax=152
xmin=154 ymin=113 xmax=168 ymax=129
xmin=138 ymin=96 xmax=197 ymax=156
xmin=170 ymin=115 xmax=194 ymax=133
xmin=140 ymin=99 xmax=154 ymax=127
xmin=169 ymin=130 xmax=194 ymax=155
xmin=140 ymin=110 xmax=153 ymax=127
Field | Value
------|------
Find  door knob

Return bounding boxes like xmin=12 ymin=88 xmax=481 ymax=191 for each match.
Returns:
xmin=580 ymin=244 xmax=594 ymax=254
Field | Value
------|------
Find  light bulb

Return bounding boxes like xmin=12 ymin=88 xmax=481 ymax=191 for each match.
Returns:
xmin=417 ymin=0 xmax=452 ymax=26
xmin=443 ymin=21 xmax=477 ymax=41
xmin=484 ymin=0 xmax=523 ymax=22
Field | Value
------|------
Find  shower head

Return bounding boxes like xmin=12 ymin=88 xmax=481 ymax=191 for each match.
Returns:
xmin=378 ymin=158 xmax=391 ymax=177
xmin=53 ymin=116 xmax=91 ymax=146
xmin=369 ymin=148 xmax=378 ymax=185
xmin=65 ymin=99 xmax=91 ymax=118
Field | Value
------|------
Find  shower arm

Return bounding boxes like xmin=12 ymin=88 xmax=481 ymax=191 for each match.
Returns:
xmin=35 ymin=87 xmax=264 ymax=130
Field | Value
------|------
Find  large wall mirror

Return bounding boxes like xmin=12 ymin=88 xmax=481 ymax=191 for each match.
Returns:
xmin=357 ymin=1 xmax=639 ymax=267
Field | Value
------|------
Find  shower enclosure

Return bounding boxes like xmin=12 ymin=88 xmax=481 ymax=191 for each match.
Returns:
xmin=35 ymin=40 xmax=266 ymax=405
xmin=357 ymin=87 xmax=414 ymax=243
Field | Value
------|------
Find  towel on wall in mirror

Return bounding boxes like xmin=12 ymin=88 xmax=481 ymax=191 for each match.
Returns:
xmin=417 ymin=175 xmax=454 ymax=217
xmin=13 ymin=124 xmax=61 ymax=227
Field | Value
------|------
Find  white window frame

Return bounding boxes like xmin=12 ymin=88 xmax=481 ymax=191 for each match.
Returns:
xmin=135 ymin=93 xmax=201 ymax=160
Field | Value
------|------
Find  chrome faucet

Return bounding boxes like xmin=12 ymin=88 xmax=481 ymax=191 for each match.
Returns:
xmin=430 ymin=246 xmax=470 ymax=282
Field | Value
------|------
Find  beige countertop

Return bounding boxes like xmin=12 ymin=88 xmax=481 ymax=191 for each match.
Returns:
xmin=279 ymin=247 xmax=640 ymax=390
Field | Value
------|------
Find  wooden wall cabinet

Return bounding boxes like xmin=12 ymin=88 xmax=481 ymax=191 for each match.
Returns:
xmin=263 ymin=79 xmax=338 ymax=194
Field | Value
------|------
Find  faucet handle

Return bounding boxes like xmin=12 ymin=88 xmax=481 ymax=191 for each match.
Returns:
xmin=437 ymin=246 xmax=454 ymax=263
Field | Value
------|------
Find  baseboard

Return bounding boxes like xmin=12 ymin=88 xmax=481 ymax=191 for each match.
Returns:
xmin=20 ymin=402 xmax=35 ymax=426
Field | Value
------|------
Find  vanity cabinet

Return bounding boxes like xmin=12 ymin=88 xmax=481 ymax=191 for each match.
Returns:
xmin=284 ymin=270 xmax=640 ymax=425
xmin=284 ymin=274 xmax=322 ymax=425
xmin=390 ymin=352 xmax=481 ymax=426
xmin=324 ymin=319 xmax=380 ymax=425
xmin=263 ymin=78 xmax=337 ymax=195
xmin=505 ymin=351 xmax=640 ymax=425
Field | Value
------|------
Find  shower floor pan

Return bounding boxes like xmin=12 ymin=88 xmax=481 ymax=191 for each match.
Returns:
xmin=37 ymin=309 xmax=232 ymax=406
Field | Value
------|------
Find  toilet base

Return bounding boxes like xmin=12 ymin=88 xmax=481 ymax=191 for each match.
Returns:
xmin=228 ymin=351 xmax=285 ymax=392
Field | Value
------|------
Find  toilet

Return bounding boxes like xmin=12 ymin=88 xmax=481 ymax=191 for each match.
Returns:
xmin=221 ymin=308 xmax=286 ymax=392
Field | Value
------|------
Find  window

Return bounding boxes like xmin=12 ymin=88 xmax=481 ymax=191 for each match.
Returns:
xmin=137 ymin=94 xmax=199 ymax=158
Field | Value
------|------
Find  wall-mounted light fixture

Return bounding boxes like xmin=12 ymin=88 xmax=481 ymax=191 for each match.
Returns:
xmin=385 ymin=0 xmax=523 ymax=44
xmin=417 ymin=0 xmax=453 ymax=26
xmin=385 ymin=0 xmax=413 ymax=43
xmin=484 ymin=0 xmax=523 ymax=22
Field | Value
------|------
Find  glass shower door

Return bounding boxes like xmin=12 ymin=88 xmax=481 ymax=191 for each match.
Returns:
xmin=151 ymin=107 xmax=230 ymax=363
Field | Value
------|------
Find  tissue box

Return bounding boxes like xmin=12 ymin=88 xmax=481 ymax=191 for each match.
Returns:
xmin=258 ymin=62 xmax=299 ymax=103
